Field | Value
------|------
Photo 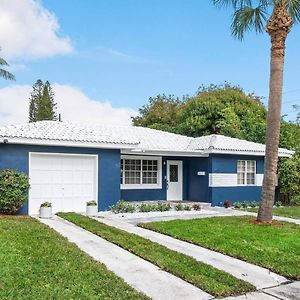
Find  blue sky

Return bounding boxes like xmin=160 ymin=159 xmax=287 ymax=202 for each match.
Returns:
xmin=0 ymin=0 xmax=299 ymax=124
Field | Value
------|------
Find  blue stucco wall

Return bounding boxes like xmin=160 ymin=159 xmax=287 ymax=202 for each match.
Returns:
xmin=0 ymin=144 xmax=121 ymax=213
xmin=209 ymin=154 xmax=268 ymax=206
xmin=121 ymin=156 xmax=208 ymax=202
xmin=186 ymin=157 xmax=209 ymax=202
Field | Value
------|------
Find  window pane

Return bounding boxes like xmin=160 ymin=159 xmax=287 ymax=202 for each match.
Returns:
xmin=142 ymin=160 xmax=158 ymax=184
xmin=247 ymin=160 xmax=255 ymax=172
xmin=169 ymin=165 xmax=178 ymax=182
xmin=237 ymin=161 xmax=245 ymax=172
xmin=247 ymin=173 xmax=255 ymax=184
xmin=237 ymin=172 xmax=245 ymax=184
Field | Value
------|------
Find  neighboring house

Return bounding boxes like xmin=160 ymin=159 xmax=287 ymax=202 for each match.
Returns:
xmin=0 ymin=121 xmax=293 ymax=214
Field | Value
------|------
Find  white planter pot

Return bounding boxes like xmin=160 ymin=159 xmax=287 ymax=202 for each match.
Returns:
xmin=39 ymin=207 xmax=52 ymax=218
xmin=86 ymin=205 xmax=98 ymax=216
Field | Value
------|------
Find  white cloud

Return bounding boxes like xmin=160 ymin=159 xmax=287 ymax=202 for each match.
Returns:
xmin=0 ymin=0 xmax=73 ymax=59
xmin=0 ymin=84 xmax=137 ymax=126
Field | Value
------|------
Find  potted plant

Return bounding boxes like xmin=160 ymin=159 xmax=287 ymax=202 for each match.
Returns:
xmin=86 ymin=200 xmax=98 ymax=216
xmin=39 ymin=202 xmax=52 ymax=218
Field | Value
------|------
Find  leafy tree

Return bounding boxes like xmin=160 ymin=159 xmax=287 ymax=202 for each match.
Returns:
xmin=28 ymin=80 xmax=57 ymax=122
xmin=212 ymin=0 xmax=300 ymax=222
xmin=177 ymin=84 xmax=267 ymax=142
xmin=132 ymin=94 xmax=184 ymax=133
xmin=0 ymin=48 xmax=15 ymax=81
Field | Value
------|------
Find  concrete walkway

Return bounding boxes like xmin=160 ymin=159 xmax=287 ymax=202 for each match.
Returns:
xmin=36 ymin=215 xmax=212 ymax=300
xmin=94 ymin=216 xmax=289 ymax=290
xmin=224 ymin=281 xmax=300 ymax=300
xmin=102 ymin=206 xmax=300 ymax=226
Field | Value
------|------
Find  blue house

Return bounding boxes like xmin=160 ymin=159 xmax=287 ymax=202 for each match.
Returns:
xmin=0 ymin=121 xmax=293 ymax=214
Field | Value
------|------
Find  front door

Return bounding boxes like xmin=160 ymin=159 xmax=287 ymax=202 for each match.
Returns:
xmin=167 ymin=160 xmax=183 ymax=201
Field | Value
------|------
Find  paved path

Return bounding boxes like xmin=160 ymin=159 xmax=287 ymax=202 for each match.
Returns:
xmin=224 ymin=282 xmax=300 ymax=300
xmin=36 ymin=215 xmax=212 ymax=300
xmin=94 ymin=216 xmax=289 ymax=290
xmin=102 ymin=206 xmax=300 ymax=226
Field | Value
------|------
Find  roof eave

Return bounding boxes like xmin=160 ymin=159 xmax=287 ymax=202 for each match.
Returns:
xmin=0 ymin=137 xmax=138 ymax=150
xmin=122 ymin=148 xmax=208 ymax=157
xmin=204 ymin=148 xmax=294 ymax=158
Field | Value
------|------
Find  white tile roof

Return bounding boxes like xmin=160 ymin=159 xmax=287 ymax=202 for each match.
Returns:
xmin=0 ymin=121 xmax=293 ymax=157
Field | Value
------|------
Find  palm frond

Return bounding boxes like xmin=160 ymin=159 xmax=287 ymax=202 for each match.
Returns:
xmin=287 ymin=0 xmax=300 ymax=23
xmin=0 ymin=69 xmax=15 ymax=81
xmin=212 ymin=0 xmax=253 ymax=9
xmin=0 ymin=57 xmax=9 ymax=66
xmin=231 ymin=5 xmax=268 ymax=39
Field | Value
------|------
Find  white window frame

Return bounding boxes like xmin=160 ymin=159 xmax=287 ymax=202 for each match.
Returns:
xmin=121 ymin=155 xmax=162 ymax=189
xmin=237 ymin=160 xmax=256 ymax=186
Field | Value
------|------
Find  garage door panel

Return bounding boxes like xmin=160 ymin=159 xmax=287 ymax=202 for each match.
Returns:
xmin=29 ymin=153 xmax=97 ymax=214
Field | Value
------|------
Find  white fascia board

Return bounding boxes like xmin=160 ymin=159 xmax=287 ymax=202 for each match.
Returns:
xmin=121 ymin=149 xmax=208 ymax=157
xmin=205 ymin=149 xmax=294 ymax=158
xmin=1 ymin=137 xmax=137 ymax=150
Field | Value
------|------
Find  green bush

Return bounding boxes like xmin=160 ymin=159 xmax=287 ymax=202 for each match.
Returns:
xmin=290 ymin=194 xmax=300 ymax=206
xmin=184 ymin=205 xmax=192 ymax=211
xmin=234 ymin=202 xmax=241 ymax=209
xmin=110 ymin=200 xmax=135 ymax=213
xmin=0 ymin=169 xmax=30 ymax=214
xmin=156 ymin=202 xmax=171 ymax=211
xmin=139 ymin=203 xmax=156 ymax=212
xmin=175 ymin=203 xmax=184 ymax=211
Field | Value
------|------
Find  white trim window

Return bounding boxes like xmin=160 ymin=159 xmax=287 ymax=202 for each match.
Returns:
xmin=121 ymin=156 xmax=162 ymax=189
xmin=237 ymin=160 xmax=256 ymax=185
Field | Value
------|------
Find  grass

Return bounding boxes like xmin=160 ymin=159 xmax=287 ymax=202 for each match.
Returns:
xmin=0 ymin=216 xmax=148 ymax=300
xmin=140 ymin=216 xmax=300 ymax=280
xmin=58 ymin=212 xmax=254 ymax=297
xmin=238 ymin=206 xmax=300 ymax=219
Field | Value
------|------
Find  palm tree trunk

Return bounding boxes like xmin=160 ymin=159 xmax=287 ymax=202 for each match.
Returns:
xmin=257 ymin=5 xmax=292 ymax=223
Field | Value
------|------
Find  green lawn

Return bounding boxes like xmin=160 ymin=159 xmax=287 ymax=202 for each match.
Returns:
xmin=238 ymin=206 xmax=300 ymax=219
xmin=59 ymin=212 xmax=254 ymax=297
xmin=0 ymin=216 xmax=148 ymax=300
xmin=140 ymin=216 xmax=300 ymax=280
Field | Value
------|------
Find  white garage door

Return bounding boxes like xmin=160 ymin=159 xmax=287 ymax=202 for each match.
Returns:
xmin=29 ymin=153 xmax=98 ymax=215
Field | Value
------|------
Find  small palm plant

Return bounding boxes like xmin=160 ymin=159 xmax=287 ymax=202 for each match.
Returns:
xmin=212 ymin=0 xmax=300 ymax=223
xmin=0 ymin=47 xmax=15 ymax=81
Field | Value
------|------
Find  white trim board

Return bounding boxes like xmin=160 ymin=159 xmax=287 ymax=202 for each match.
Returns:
xmin=209 ymin=173 xmax=266 ymax=187
xmin=120 ymin=155 xmax=163 ymax=190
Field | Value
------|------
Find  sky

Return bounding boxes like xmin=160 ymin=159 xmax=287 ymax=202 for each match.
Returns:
xmin=0 ymin=0 xmax=299 ymax=125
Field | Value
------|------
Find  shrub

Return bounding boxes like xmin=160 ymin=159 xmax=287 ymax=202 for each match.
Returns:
xmin=223 ymin=200 xmax=231 ymax=208
xmin=241 ymin=201 xmax=249 ymax=209
xmin=40 ymin=201 xmax=52 ymax=208
xmin=139 ymin=203 xmax=156 ymax=212
xmin=290 ymin=194 xmax=300 ymax=206
xmin=275 ymin=200 xmax=282 ymax=207
xmin=183 ymin=205 xmax=192 ymax=211
xmin=250 ymin=201 xmax=258 ymax=208
xmin=110 ymin=200 xmax=135 ymax=213
xmin=86 ymin=200 xmax=97 ymax=206
xmin=156 ymin=202 xmax=171 ymax=211
xmin=0 ymin=169 xmax=30 ymax=214
xmin=234 ymin=202 xmax=241 ymax=209
xmin=192 ymin=204 xmax=201 ymax=211
xmin=175 ymin=203 xmax=184 ymax=211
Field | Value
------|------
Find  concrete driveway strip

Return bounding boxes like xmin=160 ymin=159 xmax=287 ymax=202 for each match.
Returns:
xmin=36 ymin=216 xmax=212 ymax=300
xmin=94 ymin=216 xmax=289 ymax=290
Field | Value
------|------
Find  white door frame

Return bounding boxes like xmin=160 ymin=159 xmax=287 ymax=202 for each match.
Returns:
xmin=28 ymin=152 xmax=98 ymax=214
xmin=166 ymin=160 xmax=183 ymax=201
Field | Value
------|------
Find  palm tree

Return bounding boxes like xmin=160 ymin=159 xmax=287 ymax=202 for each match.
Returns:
xmin=212 ymin=0 xmax=299 ymax=223
xmin=0 ymin=48 xmax=15 ymax=81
